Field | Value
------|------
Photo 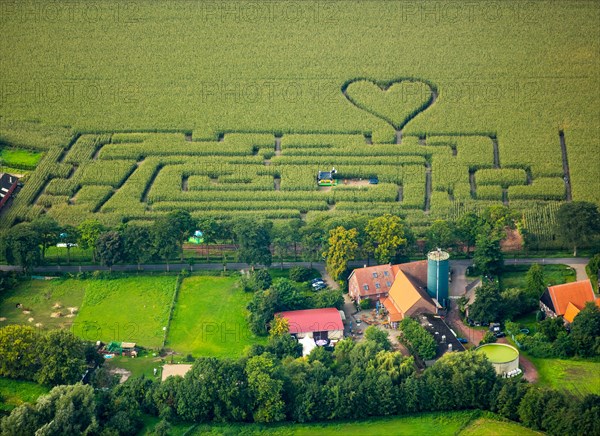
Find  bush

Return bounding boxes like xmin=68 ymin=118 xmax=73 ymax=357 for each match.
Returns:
xmin=359 ymin=298 xmax=371 ymax=310
xmin=289 ymin=266 xmax=312 ymax=282
xmin=480 ymin=331 xmax=497 ymax=345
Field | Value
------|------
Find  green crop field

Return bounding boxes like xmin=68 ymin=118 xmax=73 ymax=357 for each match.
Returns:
xmin=166 ymin=275 xmax=266 ymax=357
xmin=0 ymin=1 xmax=598 ymax=234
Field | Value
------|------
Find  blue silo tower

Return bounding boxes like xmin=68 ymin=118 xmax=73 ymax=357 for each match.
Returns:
xmin=427 ymin=249 xmax=450 ymax=306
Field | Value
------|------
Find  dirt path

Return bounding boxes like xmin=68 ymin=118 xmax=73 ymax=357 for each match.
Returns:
xmin=559 ymin=130 xmax=572 ymax=201
xmin=424 ymin=161 xmax=432 ymax=212
xmin=491 ymin=136 xmax=500 ymax=168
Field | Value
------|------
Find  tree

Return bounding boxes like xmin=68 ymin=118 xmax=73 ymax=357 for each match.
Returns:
xmin=312 ymin=290 xmax=344 ymax=310
xmin=77 ymin=219 xmax=104 ymax=263
xmin=253 ymin=269 xmax=272 ymax=290
xmin=479 ymin=331 xmax=497 ymax=345
xmin=300 ymin=223 xmax=324 ymax=268
xmin=272 ymin=221 xmax=293 ymax=268
xmin=152 ymin=217 xmax=180 ymax=269
xmin=473 ymin=231 xmax=503 ymax=276
xmin=233 ymin=218 xmax=272 ymax=268
xmin=96 ymin=231 xmax=124 ymax=270
xmin=455 ymin=212 xmax=484 ymax=253
xmin=269 ymin=315 xmax=289 ymax=338
xmin=425 ymin=219 xmax=456 ymax=251
xmin=364 ymin=214 xmax=407 ymax=264
xmin=0 ymin=223 xmax=41 ymax=273
xmin=556 ymin=201 xmax=600 ymax=256
xmin=399 ymin=318 xmax=437 ymax=361
xmin=0 ymin=325 xmax=39 ymax=380
xmin=36 ymin=330 xmax=88 ymax=385
xmin=122 ymin=224 xmax=154 ymax=269
xmin=468 ymin=281 xmax=503 ymax=323
xmin=570 ymin=302 xmax=600 ymax=357
xmin=245 ymin=355 xmax=285 ymax=423
xmin=31 ymin=216 xmax=61 ymax=260
xmin=526 ymin=263 xmax=546 ymax=299
xmin=167 ymin=210 xmax=197 ymax=261
xmin=0 ymin=384 xmax=98 ymax=435
xmin=325 ymin=226 xmax=358 ymax=281
xmin=196 ymin=217 xmax=220 ymax=261
xmin=364 ymin=326 xmax=392 ymax=351
xmin=586 ymin=254 xmax=600 ymax=292
xmin=60 ymin=225 xmax=80 ymax=264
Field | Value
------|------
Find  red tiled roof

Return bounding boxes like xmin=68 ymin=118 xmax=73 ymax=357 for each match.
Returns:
xmin=397 ymin=260 xmax=428 ymax=289
xmin=275 ymin=308 xmax=344 ymax=334
xmin=348 ymin=264 xmax=396 ymax=298
xmin=547 ymin=280 xmax=596 ymax=316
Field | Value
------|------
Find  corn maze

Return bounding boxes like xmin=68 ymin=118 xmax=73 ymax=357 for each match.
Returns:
xmin=0 ymin=79 xmax=571 ymax=236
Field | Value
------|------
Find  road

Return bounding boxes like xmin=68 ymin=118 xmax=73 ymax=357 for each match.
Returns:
xmin=0 ymin=258 xmax=589 ymax=279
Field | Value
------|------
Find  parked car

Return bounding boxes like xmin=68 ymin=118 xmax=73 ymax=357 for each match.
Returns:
xmin=310 ymin=278 xmax=324 ymax=285
xmin=369 ymin=177 xmax=379 ymax=184
xmin=457 ymin=337 xmax=468 ymax=344
xmin=312 ymin=281 xmax=327 ymax=291
xmin=494 ymin=332 xmax=506 ymax=338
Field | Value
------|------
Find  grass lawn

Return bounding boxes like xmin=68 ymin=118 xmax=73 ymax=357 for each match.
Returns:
xmin=499 ymin=264 xmax=576 ymax=291
xmin=187 ymin=411 xmax=476 ymax=435
xmin=0 ymin=278 xmax=87 ymax=330
xmin=73 ymin=275 xmax=177 ymax=348
xmin=529 ymin=357 xmax=600 ymax=397
xmin=0 ymin=378 xmax=49 ymax=412
xmin=460 ymin=417 xmax=541 ymax=436
xmin=162 ymin=411 xmax=534 ymax=436
xmin=0 ymin=147 xmax=42 ymax=170
xmin=167 ymin=275 xmax=266 ymax=358
xmin=105 ymin=354 xmax=165 ymax=380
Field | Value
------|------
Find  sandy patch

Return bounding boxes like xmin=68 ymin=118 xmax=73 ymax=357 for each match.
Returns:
xmin=110 ymin=368 xmax=132 ymax=384
xmin=50 ymin=312 xmax=63 ymax=318
xmin=22 ymin=310 xmax=31 ymax=315
xmin=0 ymin=317 xmax=6 ymax=322
xmin=65 ymin=314 xmax=76 ymax=318
xmin=161 ymin=364 xmax=193 ymax=381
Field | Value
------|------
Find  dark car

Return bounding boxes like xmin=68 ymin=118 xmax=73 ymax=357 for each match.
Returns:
xmin=369 ymin=177 xmax=379 ymax=184
xmin=494 ymin=332 xmax=506 ymax=338
xmin=457 ymin=337 xmax=468 ymax=344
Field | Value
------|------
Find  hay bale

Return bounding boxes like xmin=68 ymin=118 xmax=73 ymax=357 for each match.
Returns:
xmin=22 ymin=310 xmax=31 ymax=315
xmin=50 ymin=312 xmax=63 ymax=318
xmin=52 ymin=303 xmax=63 ymax=309
xmin=27 ymin=317 xmax=34 ymax=322
xmin=0 ymin=317 xmax=7 ymax=322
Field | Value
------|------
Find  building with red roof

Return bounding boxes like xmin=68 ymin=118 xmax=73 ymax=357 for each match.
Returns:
xmin=348 ymin=260 xmax=439 ymax=326
xmin=275 ymin=307 xmax=344 ymax=342
xmin=540 ymin=279 xmax=598 ymax=323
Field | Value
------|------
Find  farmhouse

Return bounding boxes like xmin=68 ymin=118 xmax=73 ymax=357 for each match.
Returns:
xmin=0 ymin=173 xmax=18 ymax=209
xmin=349 ymin=257 xmax=445 ymax=324
xmin=540 ymin=279 xmax=597 ymax=323
xmin=275 ymin=307 xmax=344 ymax=342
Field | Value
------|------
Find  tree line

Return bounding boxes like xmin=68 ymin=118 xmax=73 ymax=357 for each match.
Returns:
xmin=1 ymin=202 xmax=598 ymax=279
xmin=1 ymin=324 xmax=598 ymax=435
